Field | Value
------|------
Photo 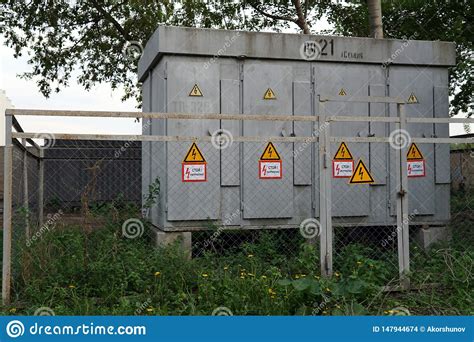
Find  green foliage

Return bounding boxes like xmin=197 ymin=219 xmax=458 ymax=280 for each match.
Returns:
xmin=1 ymin=1 xmax=470 ymax=116
xmin=3 ymin=202 xmax=471 ymax=316
xmin=328 ymin=0 xmax=473 ymax=118
xmin=142 ymin=177 xmax=160 ymax=214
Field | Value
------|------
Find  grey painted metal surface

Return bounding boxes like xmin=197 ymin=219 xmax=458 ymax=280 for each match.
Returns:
xmin=139 ymin=26 xmax=455 ymax=232
xmin=138 ymin=26 xmax=455 ymax=81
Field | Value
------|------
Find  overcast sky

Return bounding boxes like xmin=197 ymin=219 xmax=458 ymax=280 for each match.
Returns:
xmin=0 ymin=38 xmax=140 ymax=135
xmin=0 ymin=33 xmax=469 ymax=136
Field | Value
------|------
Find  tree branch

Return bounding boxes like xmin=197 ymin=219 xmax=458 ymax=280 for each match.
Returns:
xmin=249 ymin=3 xmax=297 ymax=23
xmin=292 ymin=0 xmax=310 ymax=33
xmin=89 ymin=0 xmax=132 ymax=41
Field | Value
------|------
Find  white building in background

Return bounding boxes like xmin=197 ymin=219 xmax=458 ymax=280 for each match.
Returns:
xmin=0 ymin=89 xmax=14 ymax=146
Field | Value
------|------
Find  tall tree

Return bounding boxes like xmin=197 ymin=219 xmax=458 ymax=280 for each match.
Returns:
xmin=328 ymin=0 xmax=473 ymax=118
xmin=367 ymin=0 xmax=383 ymax=38
xmin=0 ymin=0 xmax=471 ymax=118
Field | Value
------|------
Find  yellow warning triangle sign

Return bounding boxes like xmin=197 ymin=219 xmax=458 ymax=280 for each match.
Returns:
xmin=263 ymin=88 xmax=277 ymax=100
xmin=334 ymin=142 xmax=353 ymax=160
xmin=338 ymin=88 xmax=347 ymax=96
xmin=183 ymin=142 xmax=206 ymax=162
xmin=349 ymin=160 xmax=375 ymax=184
xmin=189 ymin=84 xmax=203 ymax=97
xmin=407 ymin=92 xmax=418 ymax=104
xmin=407 ymin=143 xmax=423 ymax=160
xmin=260 ymin=142 xmax=281 ymax=160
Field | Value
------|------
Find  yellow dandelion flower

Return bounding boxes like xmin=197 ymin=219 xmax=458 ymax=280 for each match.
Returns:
xmin=295 ymin=275 xmax=300 ymax=279
xmin=325 ymin=287 xmax=331 ymax=292
xmin=335 ymin=272 xmax=340 ymax=277
xmin=68 ymin=284 xmax=76 ymax=289
xmin=247 ymin=254 xmax=254 ymax=258
xmin=261 ymin=275 xmax=267 ymax=279
xmin=9 ymin=308 xmax=16 ymax=313
xmin=154 ymin=271 xmax=161 ymax=277
xmin=201 ymin=273 xmax=209 ymax=278
xmin=146 ymin=308 xmax=154 ymax=312
xmin=223 ymin=266 xmax=229 ymax=271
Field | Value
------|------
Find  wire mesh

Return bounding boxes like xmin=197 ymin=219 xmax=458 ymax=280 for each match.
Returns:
xmin=4 ymin=117 xmax=469 ymax=302
xmin=330 ymin=141 xmax=400 ymax=282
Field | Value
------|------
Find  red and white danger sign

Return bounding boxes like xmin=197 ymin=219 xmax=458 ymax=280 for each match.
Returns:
xmin=182 ymin=163 xmax=207 ymax=182
xmin=259 ymin=160 xmax=282 ymax=179
xmin=407 ymin=160 xmax=425 ymax=177
xmin=332 ymin=160 xmax=354 ymax=178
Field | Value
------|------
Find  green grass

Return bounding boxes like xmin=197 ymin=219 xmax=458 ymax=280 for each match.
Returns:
xmin=1 ymin=192 xmax=472 ymax=316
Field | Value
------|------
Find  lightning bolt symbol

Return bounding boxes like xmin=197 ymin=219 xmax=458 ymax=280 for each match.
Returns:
xmin=268 ymin=147 xmax=273 ymax=157
xmin=341 ymin=147 xmax=345 ymax=157
xmin=336 ymin=164 xmax=340 ymax=174
xmin=263 ymin=165 xmax=267 ymax=175
xmin=359 ymin=167 xmax=364 ymax=179
xmin=192 ymin=149 xmax=197 ymax=160
xmin=185 ymin=168 xmax=191 ymax=179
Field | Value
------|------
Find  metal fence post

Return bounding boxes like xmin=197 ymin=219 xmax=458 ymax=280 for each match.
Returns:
xmin=395 ymin=103 xmax=410 ymax=288
xmin=2 ymin=115 xmax=13 ymax=306
xmin=38 ymin=148 xmax=44 ymax=227
xmin=22 ymin=139 xmax=30 ymax=238
xmin=318 ymin=98 xmax=333 ymax=277
xmin=399 ymin=103 xmax=410 ymax=288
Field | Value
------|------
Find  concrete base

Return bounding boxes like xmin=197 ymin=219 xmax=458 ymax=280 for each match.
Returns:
xmin=151 ymin=228 xmax=192 ymax=258
xmin=415 ymin=225 xmax=451 ymax=249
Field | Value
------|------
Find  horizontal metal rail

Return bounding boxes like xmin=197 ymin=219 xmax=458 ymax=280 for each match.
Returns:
xmin=406 ymin=117 xmax=474 ymax=124
xmin=7 ymin=109 xmax=322 ymax=122
xmin=12 ymin=132 xmax=320 ymax=143
xmin=7 ymin=109 xmax=474 ymax=125
xmin=330 ymin=137 xmax=474 ymax=144
xmin=319 ymin=95 xmax=406 ymax=104
xmin=14 ymin=132 xmax=474 ymax=144
xmin=329 ymin=116 xmax=400 ymax=123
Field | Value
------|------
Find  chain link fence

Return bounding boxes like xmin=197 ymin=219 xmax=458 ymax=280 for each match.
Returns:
xmin=3 ymin=107 xmax=473 ymax=304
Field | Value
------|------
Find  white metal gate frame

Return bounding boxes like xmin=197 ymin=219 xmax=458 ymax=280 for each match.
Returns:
xmin=3 ymin=102 xmax=473 ymax=304
xmin=318 ymin=95 xmax=411 ymax=286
